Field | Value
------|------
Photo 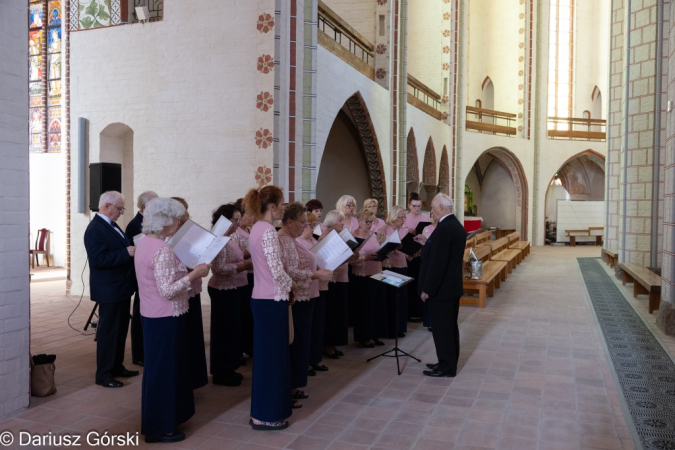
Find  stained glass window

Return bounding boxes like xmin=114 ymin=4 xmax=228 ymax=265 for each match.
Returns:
xmin=29 ymin=0 xmax=63 ymax=152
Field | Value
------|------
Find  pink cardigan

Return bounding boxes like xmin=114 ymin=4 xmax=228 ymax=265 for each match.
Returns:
xmin=250 ymin=221 xmax=293 ymax=301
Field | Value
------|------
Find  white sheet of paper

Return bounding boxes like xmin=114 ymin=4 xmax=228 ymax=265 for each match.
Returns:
xmin=192 ymin=236 xmax=230 ymax=267
xmin=382 ymin=269 xmax=412 ymax=282
xmin=133 ymin=233 xmax=145 ymax=245
xmin=311 ymin=230 xmax=353 ymax=271
xmin=168 ymin=220 xmax=218 ymax=269
xmin=211 ymin=215 xmax=233 ymax=237
xmin=313 ymin=224 xmax=322 ymax=236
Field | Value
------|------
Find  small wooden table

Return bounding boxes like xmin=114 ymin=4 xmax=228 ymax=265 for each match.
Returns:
xmin=565 ymin=229 xmax=590 ymax=247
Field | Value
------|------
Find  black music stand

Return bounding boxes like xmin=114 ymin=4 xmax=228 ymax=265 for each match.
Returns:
xmin=367 ymin=272 xmax=421 ymax=375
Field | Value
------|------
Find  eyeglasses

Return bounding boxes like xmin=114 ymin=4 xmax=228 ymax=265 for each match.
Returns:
xmin=397 ymin=215 xmax=406 ymax=219
xmin=110 ymin=204 xmax=126 ymax=213
xmin=231 ymin=218 xmax=241 ymax=223
xmin=346 ymin=203 xmax=355 ymax=208
xmin=364 ymin=220 xmax=374 ymax=225
xmin=410 ymin=204 xmax=422 ymax=209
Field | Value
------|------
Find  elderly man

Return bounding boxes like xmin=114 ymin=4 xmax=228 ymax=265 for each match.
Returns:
xmin=125 ymin=191 xmax=158 ymax=367
xmin=417 ymin=194 xmax=467 ymax=377
xmin=84 ymin=191 xmax=138 ymax=388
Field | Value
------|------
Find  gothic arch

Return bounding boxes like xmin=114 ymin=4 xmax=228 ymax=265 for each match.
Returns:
xmin=422 ymin=137 xmax=437 ymax=185
xmin=438 ymin=146 xmax=450 ymax=195
xmin=549 ymin=149 xmax=605 ymax=195
xmin=406 ymin=128 xmax=419 ymax=184
xmin=343 ymin=92 xmax=388 ymax=217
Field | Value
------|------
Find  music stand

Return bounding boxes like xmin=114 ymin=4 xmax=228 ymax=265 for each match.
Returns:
xmin=367 ymin=271 xmax=421 ymax=375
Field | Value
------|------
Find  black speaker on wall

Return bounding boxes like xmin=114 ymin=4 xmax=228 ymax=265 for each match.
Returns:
xmin=89 ymin=163 xmax=122 ymax=211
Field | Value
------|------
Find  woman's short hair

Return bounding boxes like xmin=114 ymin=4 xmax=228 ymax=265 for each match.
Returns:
xmin=212 ymin=204 xmax=240 ymax=226
xmin=386 ymin=205 xmax=406 ymax=226
xmin=233 ymin=198 xmax=245 ymax=214
xmin=323 ymin=210 xmax=344 ymax=228
xmin=282 ymin=202 xmax=306 ymax=225
xmin=363 ymin=198 xmax=378 ymax=209
xmin=335 ymin=195 xmax=356 ymax=214
xmin=244 ymin=186 xmax=284 ymax=219
xmin=305 ymin=199 xmax=323 ymax=212
xmin=142 ymin=198 xmax=186 ymax=234
xmin=357 ymin=208 xmax=375 ymax=222
xmin=306 ymin=211 xmax=317 ymax=224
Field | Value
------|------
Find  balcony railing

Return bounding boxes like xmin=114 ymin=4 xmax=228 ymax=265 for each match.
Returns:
xmin=407 ymin=74 xmax=442 ymax=120
xmin=547 ymin=117 xmax=606 ymax=141
xmin=465 ymin=106 xmax=517 ymax=136
xmin=318 ymin=2 xmax=374 ymax=70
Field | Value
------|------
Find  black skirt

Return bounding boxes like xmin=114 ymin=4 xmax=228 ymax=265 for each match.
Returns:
xmin=353 ymin=276 xmax=387 ymax=342
xmin=186 ymin=295 xmax=208 ymax=389
xmin=309 ymin=292 xmax=326 ymax=365
xmin=208 ymin=286 xmax=241 ymax=374
xmin=141 ymin=314 xmax=195 ymax=437
xmin=385 ymin=267 xmax=409 ymax=335
xmin=240 ymin=274 xmax=254 ymax=357
xmin=290 ymin=299 xmax=315 ymax=389
xmin=324 ymin=282 xmax=349 ymax=346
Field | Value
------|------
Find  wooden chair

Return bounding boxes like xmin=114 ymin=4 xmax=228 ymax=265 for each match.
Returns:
xmin=30 ymin=228 xmax=51 ymax=268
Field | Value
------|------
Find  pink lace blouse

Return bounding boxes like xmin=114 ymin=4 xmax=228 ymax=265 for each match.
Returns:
xmin=382 ymin=225 xmax=408 ymax=269
xmin=250 ymin=221 xmax=293 ymax=301
xmin=353 ymin=234 xmax=383 ymax=277
xmin=296 ymin=236 xmax=326 ymax=292
xmin=208 ymin=239 xmax=244 ymax=291
xmin=279 ymin=234 xmax=313 ymax=301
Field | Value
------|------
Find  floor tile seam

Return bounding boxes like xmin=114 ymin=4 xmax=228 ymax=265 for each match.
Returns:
xmin=575 ymin=258 xmax=648 ymax=450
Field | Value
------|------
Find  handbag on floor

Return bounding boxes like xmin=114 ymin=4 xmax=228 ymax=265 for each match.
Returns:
xmin=31 ymin=354 xmax=57 ymax=397
xmin=465 ymin=248 xmax=483 ymax=280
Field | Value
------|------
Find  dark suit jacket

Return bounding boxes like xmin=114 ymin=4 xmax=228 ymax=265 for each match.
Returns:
xmin=418 ymin=214 xmax=467 ymax=300
xmin=84 ymin=214 xmax=136 ymax=303
xmin=125 ymin=211 xmax=143 ymax=244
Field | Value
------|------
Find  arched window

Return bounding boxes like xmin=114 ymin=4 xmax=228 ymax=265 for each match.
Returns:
xmin=548 ymin=0 xmax=574 ymax=129
xmin=482 ymin=77 xmax=494 ymax=111
xmin=591 ymin=87 xmax=602 ymax=120
xmin=475 ymin=99 xmax=482 ymax=109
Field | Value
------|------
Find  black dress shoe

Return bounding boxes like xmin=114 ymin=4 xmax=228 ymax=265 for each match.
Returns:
xmin=359 ymin=341 xmax=375 ymax=348
xmin=373 ymin=340 xmax=385 ymax=346
xmin=308 ymin=368 xmax=316 ymax=376
xmin=311 ymin=364 xmax=329 ymax=372
xmin=423 ymin=369 xmax=455 ymax=378
xmin=323 ymin=351 xmax=340 ymax=359
xmin=334 ymin=349 xmax=345 ymax=357
xmin=397 ymin=332 xmax=406 ymax=338
xmin=145 ymin=431 xmax=185 ymax=443
xmin=132 ymin=360 xmax=144 ymax=367
xmin=212 ymin=372 xmax=242 ymax=386
xmin=425 ymin=363 xmax=439 ymax=370
xmin=95 ymin=378 xmax=123 ymax=388
xmin=113 ymin=368 xmax=139 ymax=378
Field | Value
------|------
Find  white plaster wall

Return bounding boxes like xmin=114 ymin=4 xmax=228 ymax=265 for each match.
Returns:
xmin=545 ymin=184 xmax=570 ymax=223
xmin=408 ymin=0 xmax=444 ymax=94
xmin=69 ymin=0 xmax=277 ymax=296
xmin=29 ymin=153 xmax=66 ymax=267
xmin=316 ymin=45 xmax=391 ymax=204
xmin=480 ymin=162 xmax=517 ymax=229
xmin=323 ymin=0 xmax=376 ymax=44
xmin=467 ymin=0 xmax=521 ymax=113
xmin=0 ymin=0 xmax=30 ymax=420
xmin=574 ymin=0 xmax=610 ymax=118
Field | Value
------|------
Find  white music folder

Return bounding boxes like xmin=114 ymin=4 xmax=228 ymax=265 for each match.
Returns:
xmin=311 ymin=229 xmax=353 ymax=271
xmin=166 ymin=219 xmax=230 ymax=269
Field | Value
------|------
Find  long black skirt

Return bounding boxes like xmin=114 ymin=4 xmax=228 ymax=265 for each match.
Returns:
xmin=347 ymin=266 xmax=356 ymax=327
xmin=407 ymin=257 xmax=423 ymax=319
xmin=385 ymin=267 xmax=408 ymax=336
xmin=186 ymin=295 xmax=208 ymax=389
xmin=250 ymin=299 xmax=292 ymax=422
xmin=240 ymin=274 xmax=254 ymax=357
xmin=141 ymin=314 xmax=195 ymax=437
xmin=290 ymin=299 xmax=315 ymax=389
xmin=324 ymin=282 xmax=349 ymax=346
xmin=208 ymin=287 xmax=241 ymax=375
xmin=309 ymin=292 xmax=326 ymax=365
xmin=353 ymin=276 xmax=387 ymax=342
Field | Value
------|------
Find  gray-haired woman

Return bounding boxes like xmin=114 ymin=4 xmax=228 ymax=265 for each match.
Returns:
xmin=135 ymin=198 xmax=211 ymax=443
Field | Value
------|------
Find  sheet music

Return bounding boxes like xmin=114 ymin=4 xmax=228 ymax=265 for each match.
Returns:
xmin=371 ymin=270 xmax=414 ymax=287
xmin=167 ymin=219 xmax=224 ymax=269
xmin=311 ymin=230 xmax=353 ymax=271
xmin=211 ymin=215 xmax=233 ymax=237
xmin=313 ymin=224 xmax=322 ymax=236
xmin=339 ymin=228 xmax=359 ymax=250
xmin=192 ymin=236 xmax=230 ymax=267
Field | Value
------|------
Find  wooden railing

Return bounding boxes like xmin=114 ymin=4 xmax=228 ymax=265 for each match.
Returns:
xmin=407 ymin=74 xmax=442 ymax=120
xmin=547 ymin=117 xmax=606 ymax=141
xmin=465 ymin=106 xmax=517 ymax=136
xmin=318 ymin=1 xmax=375 ymax=79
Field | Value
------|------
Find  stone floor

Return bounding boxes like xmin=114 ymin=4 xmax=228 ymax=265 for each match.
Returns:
xmin=3 ymin=246 xmax=673 ymax=449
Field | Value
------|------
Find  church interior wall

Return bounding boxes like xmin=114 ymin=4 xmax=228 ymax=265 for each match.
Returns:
xmin=467 ymin=0 xmax=521 ymax=113
xmin=0 ymin=0 xmax=30 ymax=420
xmin=68 ymin=0 xmax=277 ymax=296
xmin=408 ymin=0 xmax=443 ymax=95
xmin=322 ymin=0 xmax=376 ymax=45
xmin=479 ymin=161 xmax=518 ymax=230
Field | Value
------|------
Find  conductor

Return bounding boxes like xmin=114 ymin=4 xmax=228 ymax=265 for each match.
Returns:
xmin=417 ymin=194 xmax=466 ymax=377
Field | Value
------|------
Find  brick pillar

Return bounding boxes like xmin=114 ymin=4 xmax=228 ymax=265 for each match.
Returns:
xmin=656 ymin=0 xmax=675 ymax=335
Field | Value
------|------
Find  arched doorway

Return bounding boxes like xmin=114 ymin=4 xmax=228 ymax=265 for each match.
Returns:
xmin=544 ymin=150 xmax=605 ymax=244
xmin=316 ymin=93 xmax=387 ymax=216
xmin=464 ymin=147 xmax=528 ymax=238
xmin=99 ymin=123 xmax=134 ymax=230
xmin=420 ymin=137 xmax=437 ymax=210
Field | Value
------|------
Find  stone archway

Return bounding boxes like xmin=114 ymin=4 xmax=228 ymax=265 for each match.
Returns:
xmin=438 ymin=146 xmax=450 ymax=195
xmin=406 ymin=128 xmax=419 ymax=202
xmin=317 ymin=92 xmax=388 ymax=217
xmin=99 ymin=122 xmax=134 ymax=230
xmin=421 ymin=137 xmax=437 ymax=210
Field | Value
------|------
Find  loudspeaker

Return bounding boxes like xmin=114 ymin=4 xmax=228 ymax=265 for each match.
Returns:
xmin=90 ymin=163 xmax=122 ymax=211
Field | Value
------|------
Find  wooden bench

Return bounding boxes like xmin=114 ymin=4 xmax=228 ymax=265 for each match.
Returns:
xmin=588 ymin=227 xmax=604 ymax=246
xmin=620 ymin=263 xmax=661 ymax=313
xmin=491 ymin=237 xmax=522 ymax=273
xmin=461 ymin=245 xmax=508 ymax=308
xmin=475 ymin=231 xmax=492 ymax=245
xmin=603 ymin=249 xmax=618 ymax=268
xmin=565 ymin=229 xmax=590 ymax=247
xmin=506 ymin=231 xmax=530 ymax=259
xmin=466 ymin=237 xmax=476 ymax=248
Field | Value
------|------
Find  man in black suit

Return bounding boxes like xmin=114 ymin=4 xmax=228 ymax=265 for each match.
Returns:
xmin=84 ymin=191 xmax=139 ymax=388
xmin=124 ymin=191 xmax=158 ymax=367
xmin=417 ymin=194 xmax=467 ymax=377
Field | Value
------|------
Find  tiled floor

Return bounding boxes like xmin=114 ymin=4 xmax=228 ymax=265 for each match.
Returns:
xmin=4 ymin=246 xmax=673 ymax=449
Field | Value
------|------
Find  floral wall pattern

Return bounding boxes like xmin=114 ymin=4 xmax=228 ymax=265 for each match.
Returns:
xmin=254 ymin=2 xmax=276 ymax=187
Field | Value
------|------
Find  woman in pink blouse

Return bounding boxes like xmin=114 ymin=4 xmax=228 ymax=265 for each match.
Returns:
xmin=305 ymin=199 xmax=323 ymax=222
xmin=208 ymin=204 xmax=252 ymax=387
xmin=297 ymin=212 xmax=331 ymax=375
xmin=336 ymin=195 xmax=359 ymax=231
xmin=351 ymin=209 xmax=387 ymax=347
xmin=135 ymin=198 xmax=211 ymax=443
xmin=244 ymin=186 xmax=294 ymax=431
xmin=279 ymin=204 xmax=332 ymax=403
xmin=404 ymin=192 xmax=431 ymax=321
xmin=382 ymin=205 xmax=410 ymax=338
xmin=321 ymin=210 xmax=350 ymax=358
xmin=364 ymin=198 xmax=387 ymax=233
xmin=234 ymin=197 xmax=255 ymax=359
